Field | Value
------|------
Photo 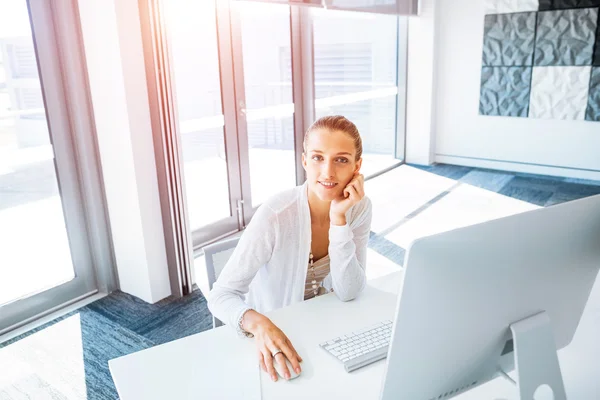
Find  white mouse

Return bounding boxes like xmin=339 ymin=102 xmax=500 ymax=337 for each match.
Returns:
xmin=273 ymin=357 xmax=301 ymax=380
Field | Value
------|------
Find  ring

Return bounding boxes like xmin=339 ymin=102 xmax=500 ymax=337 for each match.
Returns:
xmin=271 ymin=349 xmax=283 ymax=358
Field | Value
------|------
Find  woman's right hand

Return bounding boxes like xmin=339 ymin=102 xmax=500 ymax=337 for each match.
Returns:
xmin=242 ymin=310 xmax=302 ymax=381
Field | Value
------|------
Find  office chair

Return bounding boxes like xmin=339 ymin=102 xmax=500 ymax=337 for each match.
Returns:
xmin=203 ymin=237 xmax=240 ymax=328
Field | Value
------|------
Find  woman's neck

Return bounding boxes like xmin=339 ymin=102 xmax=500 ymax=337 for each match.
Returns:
xmin=307 ymin=189 xmax=331 ymax=226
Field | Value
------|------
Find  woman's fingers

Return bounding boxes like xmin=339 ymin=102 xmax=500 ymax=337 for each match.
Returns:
xmin=262 ymin=348 xmax=278 ymax=381
xmin=258 ymin=351 xmax=267 ymax=373
xmin=286 ymin=339 xmax=303 ymax=364
xmin=353 ymin=175 xmax=365 ymax=198
xmin=346 ymin=183 xmax=360 ymax=202
xmin=351 ymin=173 xmax=364 ymax=185
xmin=348 ymin=181 xmax=362 ymax=197
xmin=253 ymin=321 xmax=303 ymax=381
xmin=356 ymin=181 xmax=365 ymax=198
xmin=347 ymin=175 xmax=364 ymax=195
xmin=273 ymin=352 xmax=290 ymax=379
xmin=281 ymin=344 xmax=302 ymax=375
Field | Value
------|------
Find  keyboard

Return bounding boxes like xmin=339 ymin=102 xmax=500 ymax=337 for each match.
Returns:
xmin=319 ymin=320 xmax=393 ymax=372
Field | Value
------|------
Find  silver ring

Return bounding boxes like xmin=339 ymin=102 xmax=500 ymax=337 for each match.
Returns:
xmin=271 ymin=349 xmax=283 ymax=358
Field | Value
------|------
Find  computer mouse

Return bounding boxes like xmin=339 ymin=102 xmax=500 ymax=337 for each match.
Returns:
xmin=273 ymin=357 xmax=301 ymax=380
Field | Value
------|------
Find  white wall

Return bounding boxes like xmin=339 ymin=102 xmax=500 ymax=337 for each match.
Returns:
xmin=432 ymin=0 xmax=600 ymax=180
xmin=405 ymin=0 xmax=437 ymax=166
xmin=78 ymin=0 xmax=171 ymax=303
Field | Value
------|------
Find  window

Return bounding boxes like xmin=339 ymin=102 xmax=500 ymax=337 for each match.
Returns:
xmin=235 ymin=1 xmax=297 ymax=207
xmin=312 ymin=8 xmax=401 ymax=176
xmin=160 ymin=1 xmax=407 ymax=249
xmin=165 ymin=0 xmax=232 ymax=231
xmin=1 ymin=0 xmax=105 ymax=333
xmin=0 ymin=2 xmax=74 ymax=306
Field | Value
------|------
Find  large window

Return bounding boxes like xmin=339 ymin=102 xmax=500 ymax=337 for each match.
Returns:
xmin=235 ymin=2 xmax=297 ymax=208
xmin=312 ymin=9 xmax=401 ymax=177
xmin=0 ymin=2 xmax=72 ymax=306
xmin=165 ymin=0 xmax=231 ymax=232
xmin=0 ymin=0 xmax=106 ymax=333
xmin=162 ymin=1 xmax=406 ymax=249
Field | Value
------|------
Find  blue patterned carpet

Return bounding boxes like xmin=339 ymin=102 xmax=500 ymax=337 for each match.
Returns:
xmin=413 ymin=164 xmax=600 ymax=207
xmin=0 ymin=290 xmax=212 ymax=399
xmin=1 ymin=163 xmax=599 ymax=399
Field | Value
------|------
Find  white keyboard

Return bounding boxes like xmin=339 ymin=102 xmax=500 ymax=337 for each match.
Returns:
xmin=319 ymin=320 xmax=393 ymax=372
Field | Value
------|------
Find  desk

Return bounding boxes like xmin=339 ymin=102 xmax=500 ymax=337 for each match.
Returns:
xmin=109 ymin=271 xmax=600 ymax=399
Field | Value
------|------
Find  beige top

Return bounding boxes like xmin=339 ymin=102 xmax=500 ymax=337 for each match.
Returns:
xmin=304 ymin=254 xmax=331 ymax=300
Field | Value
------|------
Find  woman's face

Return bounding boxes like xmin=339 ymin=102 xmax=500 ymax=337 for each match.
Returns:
xmin=302 ymin=128 xmax=362 ymax=202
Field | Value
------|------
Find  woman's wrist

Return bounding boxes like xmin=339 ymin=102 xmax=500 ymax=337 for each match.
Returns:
xmin=242 ymin=309 xmax=269 ymax=335
xmin=330 ymin=213 xmax=347 ymax=226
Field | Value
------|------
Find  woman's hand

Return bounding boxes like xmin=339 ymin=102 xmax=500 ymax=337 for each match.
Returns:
xmin=242 ymin=310 xmax=302 ymax=381
xmin=330 ymin=173 xmax=365 ymax=225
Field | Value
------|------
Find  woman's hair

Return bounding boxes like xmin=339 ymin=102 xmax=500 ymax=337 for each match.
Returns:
xmin=304 ymin=115 xmax=363 ymax=161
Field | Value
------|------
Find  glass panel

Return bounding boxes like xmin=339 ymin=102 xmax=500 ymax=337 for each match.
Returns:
xmin=312 ymin=9 xmax=399 ymax=177
xmin=328 ymin=0 xmax=406 ymax=13
xmin=234 ymin=0 xmax=322 ymax=7
xmin=232 ymin=0 xmax=418 ymax=16
xmin=165 ymin=0 xmax=232 ymax=230
xmin=235 ymin=2 xmax=296 ymax=208
xmin=0 ymin=1 xmax=74 ymax=306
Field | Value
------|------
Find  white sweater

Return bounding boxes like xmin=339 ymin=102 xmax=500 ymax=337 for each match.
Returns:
xmin=206 ymin=182 xmax=373 ymax=334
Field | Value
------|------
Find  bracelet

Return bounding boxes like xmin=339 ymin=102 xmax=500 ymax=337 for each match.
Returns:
xmin=238 ymin=308 xmax=254 ymax=338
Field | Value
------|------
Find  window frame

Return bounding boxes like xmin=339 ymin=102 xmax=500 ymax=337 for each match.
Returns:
xmin=0 ymin=0 xmax=115 ymax=335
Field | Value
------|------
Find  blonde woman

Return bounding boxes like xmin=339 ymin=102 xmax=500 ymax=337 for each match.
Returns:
xmin=207 ymin=115 xmax=372 ymax=382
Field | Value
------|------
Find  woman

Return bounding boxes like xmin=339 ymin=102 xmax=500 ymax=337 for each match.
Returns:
xmin=207 ymin=115 xmax=372 ymax=382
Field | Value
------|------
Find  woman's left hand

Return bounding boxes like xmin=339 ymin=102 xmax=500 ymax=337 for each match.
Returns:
xmin=330 ymin=173 xmax=365 ymax=225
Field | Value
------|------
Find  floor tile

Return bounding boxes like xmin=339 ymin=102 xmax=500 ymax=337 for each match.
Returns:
xmin=86 ymin=290 xmax=213 ymax=345
xmin=498 ymin=185 xmax=554 ymax=206
xmin=0 ymin=310 xmax=153 ymax=400
xmin=368 ymin=234 xmax=406 ymax=267
xmin=460 ymin=170 xmax=515 ymax=192
xmin=408 ymin=163 xmax=473 ymax=180
xmin=563 ymin=177 xmax=600 ymax=186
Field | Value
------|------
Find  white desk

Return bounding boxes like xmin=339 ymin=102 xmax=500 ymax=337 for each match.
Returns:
xmin=109 ymin=271 xmax=600 ymax=399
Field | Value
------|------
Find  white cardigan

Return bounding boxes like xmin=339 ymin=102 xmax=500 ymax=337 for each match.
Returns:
xmin=206 ymin=182 xmax=372 ymax=334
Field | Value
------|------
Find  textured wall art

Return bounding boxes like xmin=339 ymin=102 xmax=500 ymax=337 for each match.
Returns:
xmin=479 ymin=0 xmax=600 ymax=121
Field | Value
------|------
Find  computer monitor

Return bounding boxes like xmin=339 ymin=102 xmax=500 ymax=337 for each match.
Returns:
xmin=380 ymin=194 xmax=600 ymax=400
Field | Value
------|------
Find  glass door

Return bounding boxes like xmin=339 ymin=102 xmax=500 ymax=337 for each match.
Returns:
xmin=162 ymin=0 xmax=407 ymax=248
xmin=312 ymin=8 xmax=403 ymax=177
xmin=231 ymin=1 xmax=298 ymax=221
xmin=0 ymin=0 xmax=99 ymax=333
xmin=165 ymin=0 xmax=300 ymax=244
xmin=164 ymin=0 xmax=244 ymax=246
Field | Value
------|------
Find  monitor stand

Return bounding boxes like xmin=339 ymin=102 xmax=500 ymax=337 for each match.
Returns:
xmin=509 ymin=311 xmax=567 ymax=400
